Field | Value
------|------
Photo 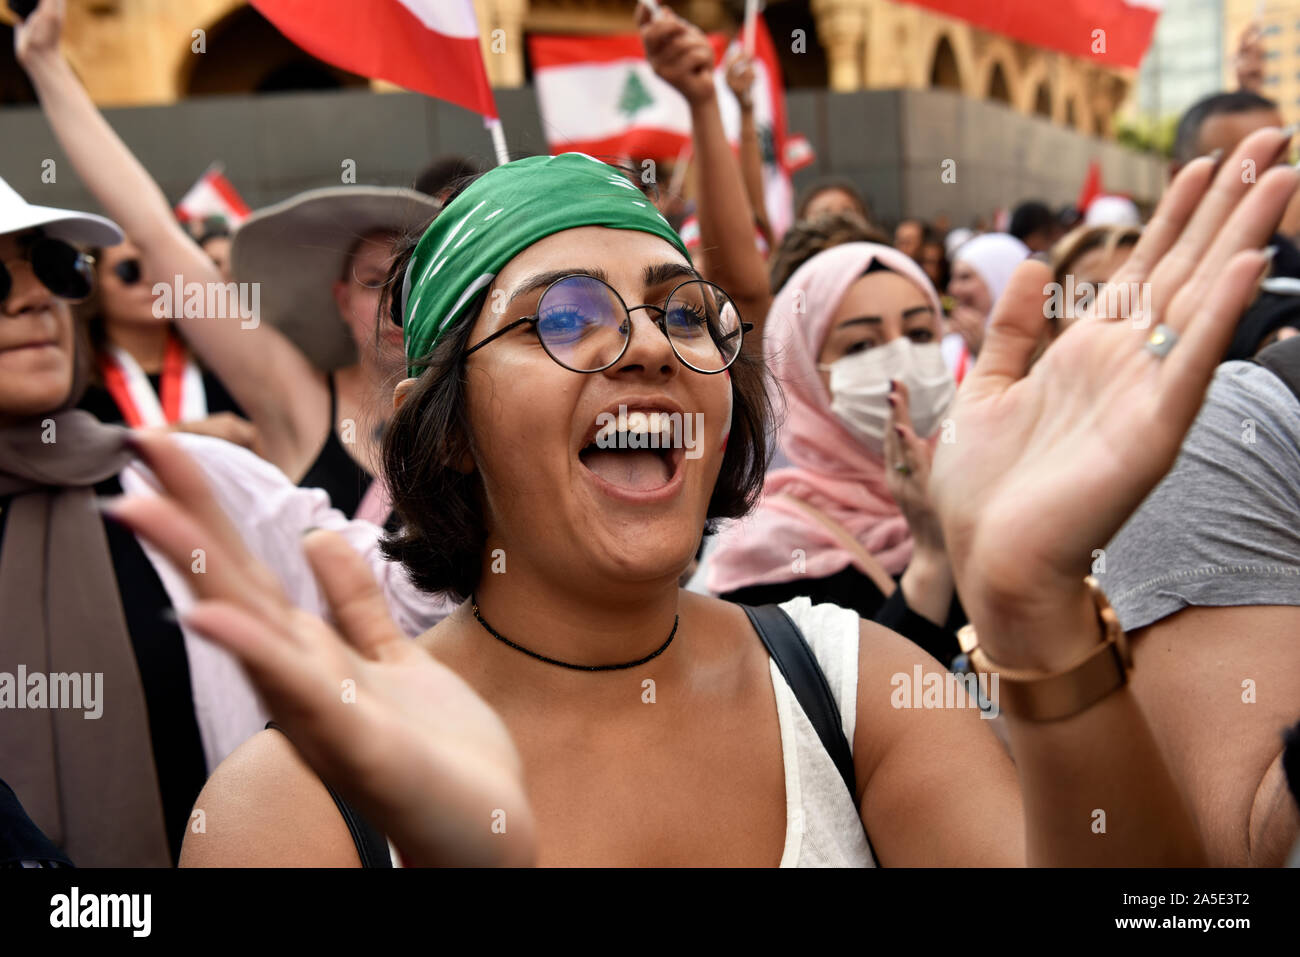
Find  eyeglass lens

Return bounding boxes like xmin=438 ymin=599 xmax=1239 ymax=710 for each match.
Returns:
xmin=0 ymin=239 xmax=94 ymax=304
xmin=535 ymin=275 xmax=742 ymax=373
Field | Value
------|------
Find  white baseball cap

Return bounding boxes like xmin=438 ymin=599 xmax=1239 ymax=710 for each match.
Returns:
xmin=0 ymin=173 xmax=123 ymax=246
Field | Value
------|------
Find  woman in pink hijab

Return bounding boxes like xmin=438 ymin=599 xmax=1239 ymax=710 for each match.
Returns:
xmin=707 ymin=243 xmax=962 ymax=661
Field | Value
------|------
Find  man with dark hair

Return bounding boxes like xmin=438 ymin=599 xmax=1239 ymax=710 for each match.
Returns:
xmin=1172 ymin=89 xmax=1300 ymax=246
xmin=1008 ymin=200 xmax=1058 ymax=253
xmin=1172 ymin=90 xmax=1282 ymax=172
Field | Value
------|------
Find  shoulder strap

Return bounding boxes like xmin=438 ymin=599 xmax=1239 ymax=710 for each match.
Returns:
xmin=741 ymin=604 xmax=856 ymax=800
xmin=264 ymin=722 xmax=392 ymax=868
xmin=1253 ymin=334 xmax=1300 ymax=400
xmin=743 ymin=604 xmax=882 ymax=864
xmin=773 ymin=494 xmax=897 ymax=599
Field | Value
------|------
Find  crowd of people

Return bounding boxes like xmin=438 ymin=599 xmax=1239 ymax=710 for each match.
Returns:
xmin=2 ymin=0 xmax=1299 ymax=869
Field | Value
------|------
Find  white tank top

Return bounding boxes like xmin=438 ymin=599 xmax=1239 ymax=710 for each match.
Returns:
xmin=387 ymin=595 xmax=875 ymax=868
xmin=772 ymin=597 xmax=875 ymax=867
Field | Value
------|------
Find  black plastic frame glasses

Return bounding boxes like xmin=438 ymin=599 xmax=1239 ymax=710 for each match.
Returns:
xmin=0 ymin=235 xmax=95 ymax=305
xmin=463 ymin=273 xmax=752 ymax=374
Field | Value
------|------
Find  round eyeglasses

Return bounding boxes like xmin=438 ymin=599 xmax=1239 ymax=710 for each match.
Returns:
xmin=463 ymin=274 xmax=751 ymax=374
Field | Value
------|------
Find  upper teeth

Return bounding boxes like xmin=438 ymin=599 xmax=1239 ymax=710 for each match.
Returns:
xmin=594 ymin=411 xmax=675 ymax=445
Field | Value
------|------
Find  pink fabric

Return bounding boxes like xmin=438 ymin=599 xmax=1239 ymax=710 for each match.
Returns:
xmin=707 ymin=242 xmax=942 ymax=594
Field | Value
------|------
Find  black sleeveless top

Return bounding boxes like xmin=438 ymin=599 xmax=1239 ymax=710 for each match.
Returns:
xmin=264 ymin=723 xmax=392 ymax=867
xmin=297 ymin=373 xmax=376 ymax=519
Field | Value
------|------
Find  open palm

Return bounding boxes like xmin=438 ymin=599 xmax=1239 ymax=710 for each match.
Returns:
xmin=109 ymin=433 xmax=533 ymax=866
xmin=931 ymin=128 xmax=1296 ymax=659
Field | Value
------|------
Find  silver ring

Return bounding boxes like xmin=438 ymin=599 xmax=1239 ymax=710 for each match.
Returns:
xmin=1143 ymin=323 xmax=1178 ymax=359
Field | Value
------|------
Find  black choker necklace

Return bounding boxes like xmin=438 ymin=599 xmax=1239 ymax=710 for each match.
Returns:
xmin=470 ymin=597 xmax=679 ymax=672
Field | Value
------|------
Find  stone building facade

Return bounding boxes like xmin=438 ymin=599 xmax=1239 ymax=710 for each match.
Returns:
xmin=1 ymin=0 xmax=1133 ymax=139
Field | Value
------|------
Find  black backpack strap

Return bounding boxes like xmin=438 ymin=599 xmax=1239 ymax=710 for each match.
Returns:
xmin=264 ymin=722 xmax=393 ymax=868
xmin=1253 ymin=334 xmax=1300 ymax=400
xmin=741 ymin=604 xmax=857 ymax=800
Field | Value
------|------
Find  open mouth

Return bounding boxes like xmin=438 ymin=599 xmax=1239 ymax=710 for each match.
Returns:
xmin=578 ymin=409 xmax=687 ymax=496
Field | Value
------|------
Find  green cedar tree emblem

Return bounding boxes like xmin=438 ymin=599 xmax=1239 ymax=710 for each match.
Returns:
xmin=618 ymin=69 xmax=655 ymax=118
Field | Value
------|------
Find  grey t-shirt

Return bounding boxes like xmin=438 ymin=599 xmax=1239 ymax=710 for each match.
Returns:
xmin=1100 ymin=360 xmax=1300 ymax=632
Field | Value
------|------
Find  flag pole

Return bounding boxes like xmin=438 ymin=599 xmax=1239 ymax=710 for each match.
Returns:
xmin=486 ymin=116 xmax=510 ymax=167
xmin=743 ymin=0 xmax=759 ymax=58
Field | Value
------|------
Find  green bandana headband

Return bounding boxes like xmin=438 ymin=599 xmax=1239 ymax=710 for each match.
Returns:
xmin=401 ymin=152 xmax=691 ymax=377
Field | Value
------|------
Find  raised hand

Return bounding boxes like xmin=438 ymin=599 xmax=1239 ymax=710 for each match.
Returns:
xmin=724 ymin=50 xmax=755 ymax=110
xmin=929 ymin=127 xmax=1297 ymax=669
xmin=12 ymin=0 xmax=63 ymax=65
xmin=884 ymin=378 xmax=943 ymax=553
xmin=105 ymin=432 xmax=534 ymax=866
xmin=639 ymin=2 xmax=716 ymax=107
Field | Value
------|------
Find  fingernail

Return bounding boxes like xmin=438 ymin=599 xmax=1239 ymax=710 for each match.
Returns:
xmin=159 ymin=607 xmax=181 ymax=626
xmin=302 ymin=525 xmax=320 ymax=537
xmin=1265 ymin=244 xmax=1279 ymax=261
xmin=1283 ymin=122 xmax=1299 ymax=139
xmin=94 ymin=494 xmax=125 ymax=514
xmin=1207 ymin=147 xmax=1225 ymax=170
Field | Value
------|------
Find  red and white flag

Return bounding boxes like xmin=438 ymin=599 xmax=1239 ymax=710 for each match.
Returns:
xmin=174 ymin=165 xmax=251 ymax=227
xmin=896 ymin=0 xmax=1162 ymax=69
xmin=250 ymin=0 xmax=497 ymax=118
xmin=529 ymin=16 xmax=806 ymax=237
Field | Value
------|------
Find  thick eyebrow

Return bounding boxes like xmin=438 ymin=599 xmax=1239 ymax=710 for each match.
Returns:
xmin=902 ymin=305 xmax=936 ymax=321
xmin=506 ymin=262 xmax=698 ymax=308
xmin=506 ymin=267 xmax=609 ymax=307
xmin=644 ymin=261 xmax=699 ymax=288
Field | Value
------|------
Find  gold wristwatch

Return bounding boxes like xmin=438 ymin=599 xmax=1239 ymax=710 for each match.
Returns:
xmin=955 ymin=576 xmax=1132 ymax=721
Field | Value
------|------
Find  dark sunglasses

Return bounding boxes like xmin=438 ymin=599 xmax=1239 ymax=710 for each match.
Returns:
xmin=112 ymin=258 xmax=143 ymax=285
xmin=0 ymin=237 xmax=95 ymax=304
xmin=463 ymin=273 xmax=750 ymax=375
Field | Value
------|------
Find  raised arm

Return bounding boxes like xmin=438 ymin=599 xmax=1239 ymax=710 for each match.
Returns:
xmin=14 ymin=0 xmax=326 ymax=473
xmin=724 ymin=50 xmax=773 ymax=250
xmin=640 ymin=5 xmax=771 ymax=345
xmin=859 ymin=126 xmax=1297 ymax=865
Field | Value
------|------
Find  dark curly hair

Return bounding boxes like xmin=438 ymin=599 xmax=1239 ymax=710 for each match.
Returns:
xmin=377 ymin=197 xmax=774 ymax=601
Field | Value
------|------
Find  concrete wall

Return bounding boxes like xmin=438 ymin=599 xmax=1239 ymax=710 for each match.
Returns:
xmin=0 ymin=84 xmax=1164 ymax=227
xmin=788 ymin=88 xmax=1167 ymax=227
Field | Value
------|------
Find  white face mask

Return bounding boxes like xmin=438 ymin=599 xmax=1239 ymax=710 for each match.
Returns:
xmin=820 ymin=338 xmax=956 ymax=456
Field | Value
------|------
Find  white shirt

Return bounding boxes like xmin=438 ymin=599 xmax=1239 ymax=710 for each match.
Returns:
xmin=119 ymin=434 xmax=454 ymax=774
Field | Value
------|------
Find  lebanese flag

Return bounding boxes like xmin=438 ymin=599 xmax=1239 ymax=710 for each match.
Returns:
xmin=530 ymin=16 xmax=803 ymax=236
xmin=896 ymin=0 xmax=1162 ymax=69
xmin=174 ymin=165 xmax=251 ymax=227
xmin=250 ymin=0 xmax=497 ymax=118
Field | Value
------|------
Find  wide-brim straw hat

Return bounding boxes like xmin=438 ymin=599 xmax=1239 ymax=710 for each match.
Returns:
xmin=231 ymin=186 xmax=440 ymax=370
